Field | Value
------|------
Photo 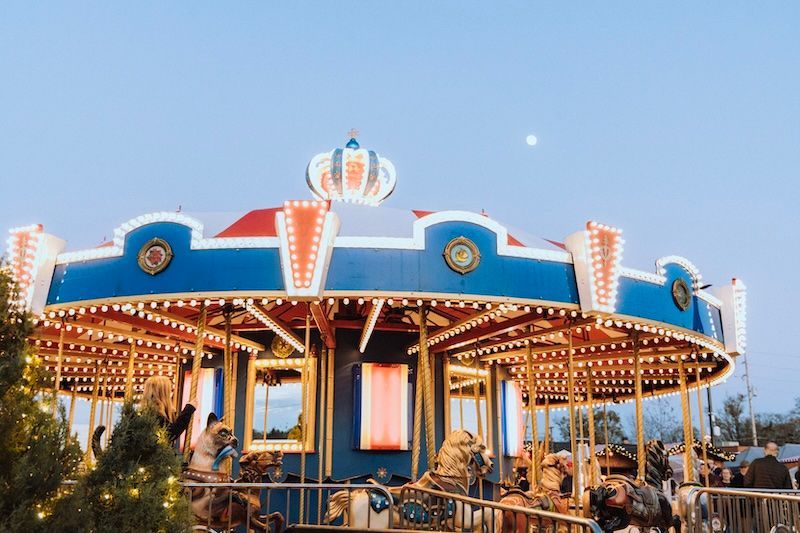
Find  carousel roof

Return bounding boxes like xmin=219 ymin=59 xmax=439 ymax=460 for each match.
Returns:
xmin=5 ymin=136 xmax=747 ymax=407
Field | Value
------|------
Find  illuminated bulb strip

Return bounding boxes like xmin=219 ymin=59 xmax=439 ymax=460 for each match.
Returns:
xmin=448 ymin=365 xmax=489 ymax=378
xmin=6 ymin=225 xmax=44 ymax=309
xmin=407 ymin=305 xmax=513 ymax=355
xmin=254 ymin=357 xmax=307 ymax=369
xmin=244 ymin=302 xmax=305 ymax=353
xmin=655 ymin=255 xmax=702 ymax=291
xmin=359 ymin=299 xmax=385 ymax=353
xmin=732 ymin=278 xmax=747 ymax=353
xmin=585 ymin=221 xmax=623 ymax=313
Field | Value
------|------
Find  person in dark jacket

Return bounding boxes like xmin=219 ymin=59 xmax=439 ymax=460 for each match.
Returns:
xmin=744 ymin=441 xmax=793 ymax=489
xmin=731 ymin=460 xmax=749 ymax=488
xmin=142 ymin=375 xmax=196 ymax=444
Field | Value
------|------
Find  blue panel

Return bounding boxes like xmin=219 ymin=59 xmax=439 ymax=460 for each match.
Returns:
xmin=47 ymin=222 xmax=284 ymax=304
xmin=616 ymin=263 xmax=723 ymax=341
xmin=326 ymin=222 xmax=579 ymax=303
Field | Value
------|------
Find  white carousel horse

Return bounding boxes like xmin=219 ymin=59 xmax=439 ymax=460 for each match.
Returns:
xmin=324 ymin=429 xmax=494 ymax=531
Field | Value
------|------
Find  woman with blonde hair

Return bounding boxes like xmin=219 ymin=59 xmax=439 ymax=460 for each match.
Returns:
xmin=141 ymin=375 xmax=196 ymax=444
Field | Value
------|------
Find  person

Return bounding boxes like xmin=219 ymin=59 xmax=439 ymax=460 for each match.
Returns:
xmin=698 ymin=462 xmax=720 ymax=487
xmin=731 ymin=460 xmax=749 ymax=488
xmin=141 ymin=375 xmax=196 ymax=444
xmin=795 ymin=467 xmax=800 ymax=490
xmin=744 ymin=441 xmax=792 ymax=489
xmin=719 ymin=468 xmax=733 ymax=488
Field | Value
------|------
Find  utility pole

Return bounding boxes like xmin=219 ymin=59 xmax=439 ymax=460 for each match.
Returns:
xmin=742 ymin=353 xmax=758 ymax=446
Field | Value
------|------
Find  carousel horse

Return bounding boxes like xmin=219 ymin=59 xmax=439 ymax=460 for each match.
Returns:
xmin=181 ymin=413 xmax=284 ymax=533
xmin=583 ymin=439 xmax=681 ymax=533
xmin=495 ymin=451 xmax=572 ymax=533
xmin=324 ymin=429 xmax=494 ymax=531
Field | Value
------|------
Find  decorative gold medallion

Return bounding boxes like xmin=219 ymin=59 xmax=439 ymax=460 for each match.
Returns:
xmin=271 ymin=335 xmax=295 ymax=358
xmin=137 ymin=238 xmax=173 ymax=275
xmin=672 ymin=278 xmax=692 ymax=311
xmin=444 ymin=237 xmax=480 ymax=274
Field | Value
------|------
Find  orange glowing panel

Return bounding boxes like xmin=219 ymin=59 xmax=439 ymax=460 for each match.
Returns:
xmin=282 ymin=200 xmax=330 ymax=289
xmin=357 ymin=363 xmax=409 ymax=450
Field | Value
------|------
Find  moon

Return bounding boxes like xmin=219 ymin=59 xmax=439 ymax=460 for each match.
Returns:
xmin=526 ymin=134 xmax=538 ymax=146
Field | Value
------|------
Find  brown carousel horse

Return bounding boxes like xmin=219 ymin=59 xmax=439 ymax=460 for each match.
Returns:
xmin=181 ymin=413 xmax=285 ymax=532
xmin=583 ymin=439 xmax=681 ymax=533
xmin=324 ymin=429 xmax=494 ymax=531
xmin=495 ymin=450 xmax=572 ymax=533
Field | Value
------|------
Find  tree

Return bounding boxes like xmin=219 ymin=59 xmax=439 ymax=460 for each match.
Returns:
xmin=555 ymin=407 xmax=626 ymax=443
xmin=717 ymin=393 xmax=750 ymax=443
xmin=52 ymin=403 xmax=191 ymax=532
xmin=0 ymin=267 xmax=82 ymax=531
xmin=642 ymin=397 xmax=685 ymax=443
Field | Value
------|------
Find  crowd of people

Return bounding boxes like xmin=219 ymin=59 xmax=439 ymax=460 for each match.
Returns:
xmin=700 ymin=441 xmax=798 ymax=490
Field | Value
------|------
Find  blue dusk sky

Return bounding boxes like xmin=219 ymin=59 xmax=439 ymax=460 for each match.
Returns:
xmin=2 ymin=3 xmax=798 ymax=437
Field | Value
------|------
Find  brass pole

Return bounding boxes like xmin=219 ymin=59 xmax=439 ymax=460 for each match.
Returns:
xmin=229 ymin=350 xmax=239 ymax=430
xmin=525 ymin=333 xmax=539 ymax=485
xmin=634 ymin=334 xmax=646 ymax=484
xmin=412 ymin=350 xmax=424 ymax=480
xmin=586 ymin=373 xmax=597 ymax=485
xmin=473 ymin=378 xmax=483 ymax=438
xmin=695 ymin=359 xmax=710 ymax=487
xmin=419 ymin=306 xmax=436 ymax=467
xmin=578 ymin=397 xmax=585 ymax=495
xmin=68 ymin=387 xmax=77 ymax=436
xmin=678 ymin=357 xmax=694 ymax=483
xmin=106 ymin=395 xmax=113 ymax=446
xmin=544 ymin=397 xmax=550 ymax=454
xmin=172 ymin=362 xmax=180 ymax=413
xmin=223 ymin=310 xmax=232 ymax=425
xmin=317 ymin=346 xmax=328 ymax=519
xmin=602 ymin=400 xmax=611 ymax=477
xmin=52 ymin=322 xmax=65 ymax=415
xmin=459 ymin=381 xmax=465 ymax=428
xmin=325 ymin=346 xmax=335 ymax=478
xmin=86 ymin=360 xmax=102 ymax=462
xmin=566 ymin=326 xmax=579 ymax=507
xmin=182 ymin=303 xmax=207 ymax=462
xmin=125 ymin=340 xmax=136 ymax=400
xmin=299 ymin=312 xmax=311 ymax=522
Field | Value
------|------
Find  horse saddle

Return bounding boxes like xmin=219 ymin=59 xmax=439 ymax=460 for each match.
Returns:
xmin=599 ymin=476 xmax=666 ymax=526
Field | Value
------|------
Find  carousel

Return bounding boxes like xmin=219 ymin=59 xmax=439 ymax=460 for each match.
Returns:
xmin=6 ymin=133 xmax=747 ymax=530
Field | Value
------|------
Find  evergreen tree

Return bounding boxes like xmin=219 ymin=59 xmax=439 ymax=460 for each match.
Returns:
xmin=52 ymin=404 xmax=191 ymax=532
xmin=0 ymin=267 xmax=82 ymax=531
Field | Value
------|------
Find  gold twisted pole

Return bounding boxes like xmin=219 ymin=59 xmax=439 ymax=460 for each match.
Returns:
xmin=566 ymin=325 xmax=579 ymax=507
xmin=544 ymin=397 xmax=550 ymax=454
xmin=586 ymin=372 xmax=597 ymax=485
xmin=602 ymin=399 xmax=611 ymax=477
xmin=695 ymin=358 xmax=710 ymax=487
xmin=68 ymin=387 xmax=77 ymax=436
xmin=125 ymin=339 xmax=136 ymax=400
xmin=223 ymin=309 xmax=232 ymax=424
xmin=419 ymin=306 xmax=436 ymax=468
xmin=411 ymin=348 xmax=424 ymax=480
xmin=86 ymin=359 xmax=102 ymax=462
xmin=52 ymin=321 xmax=65 ymax=415
xmin=299 ymin=312 xmax=311 ymax=522
xmin=473 ymin=376 xmax=483 ymax=438
xmin=183 ymin=303 xmax=206 ymax=462
xmin=525 ymin=333 xmax=539 ymax=485
xmin=678 ymin=357 xmax=694 ymax=483
xmin=633 ymin=334 xmax=646 ymax=484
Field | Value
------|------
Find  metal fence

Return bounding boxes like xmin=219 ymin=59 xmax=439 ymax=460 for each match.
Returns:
xmin=182 ymin=482 xmax=395 ymax=532
xmin=181 ymin=481 xmax=604 ymax=532
xmin=685 ymin=487 xmax=800 ymax=533
xmin=396 ymin=485 xmax=602 ymax=533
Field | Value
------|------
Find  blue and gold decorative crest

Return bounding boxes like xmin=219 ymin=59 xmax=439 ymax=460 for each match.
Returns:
xmin=444 ymin=236 xmax=480 ymax=274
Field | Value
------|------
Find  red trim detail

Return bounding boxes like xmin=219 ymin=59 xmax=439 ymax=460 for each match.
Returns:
xmin=215 ymin=208 xmax=281 ymax=238
xmin=412 ymin=209 xmax=436 ymax=218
